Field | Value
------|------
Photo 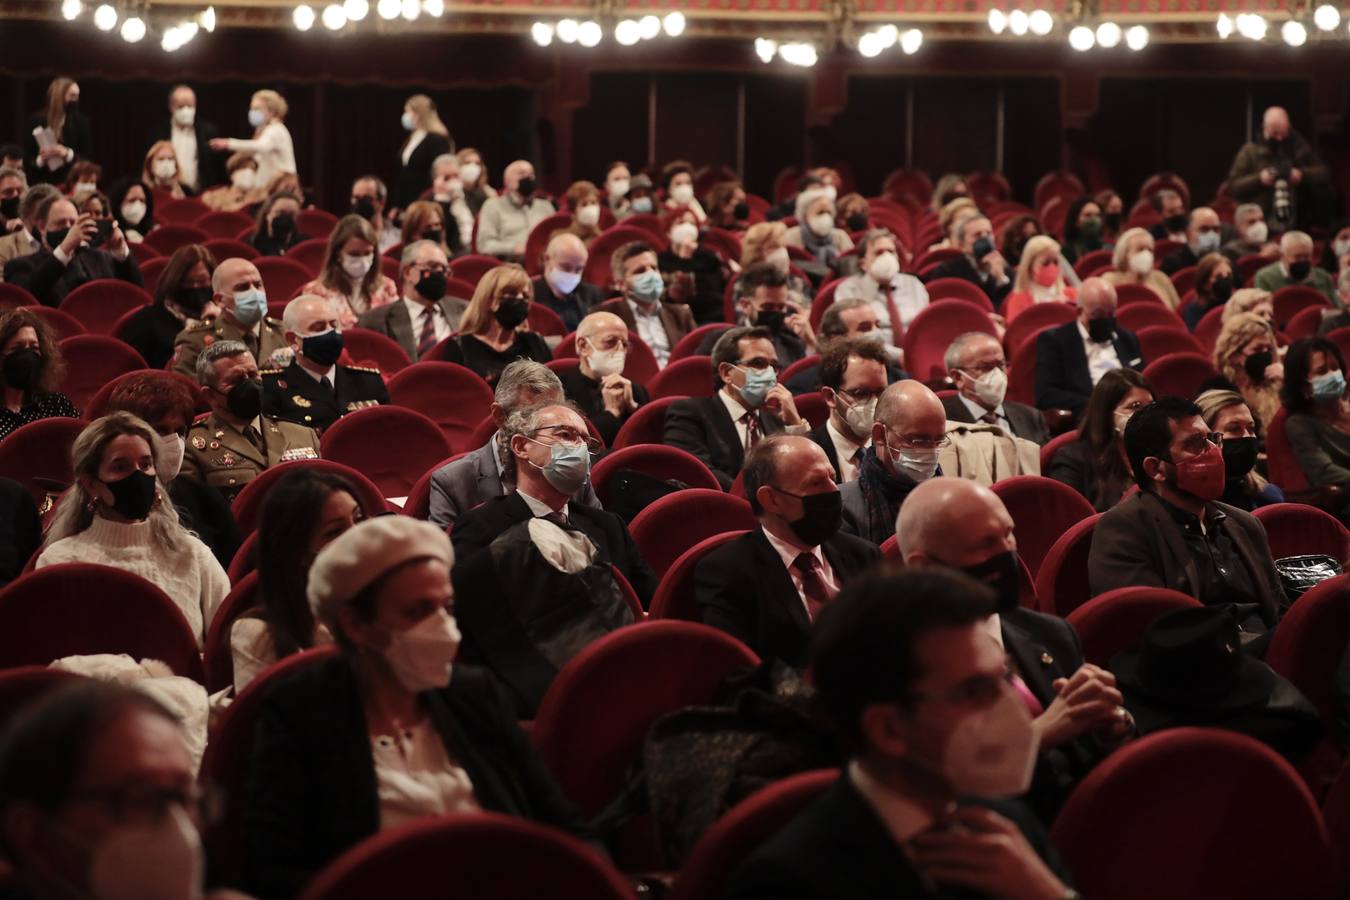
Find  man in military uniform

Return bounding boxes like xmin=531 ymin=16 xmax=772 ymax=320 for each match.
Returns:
xmin=172 ymin=257 xmax=289 ymax=378
xmin=262 ymin=294 xmax=389 ymax=432
xmin=180 ymin=339 xmax=322 ymax=502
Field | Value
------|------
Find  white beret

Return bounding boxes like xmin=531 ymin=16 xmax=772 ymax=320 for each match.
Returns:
xmin=307 ymin=517 xmax=454 ymax=624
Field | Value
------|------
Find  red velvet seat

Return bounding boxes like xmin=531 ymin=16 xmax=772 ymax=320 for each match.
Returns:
xmin=553 ymin=330 xmax=660 ymax=386
xmin=646 ymin=355 xmax=716 ymax=399
xmin=320 ymin=405 xmax=452 ymax=498
xmin=58 ymin=335 xmax=147 ymax=410
xmin=386 ymin=361 xmax=493 ymax=453
xmin=1193 ymin=303 xmax=1227 ymax=354
xmin=1113 ymin=282 xmax=1165 ymax=306
xmin=1064 ymin=586 xmax=1202 ymax=667
xmin=201 ymin=238 xmax=259 ymax=263
xmin=194 ymin=210 xmax=257 ymax=240
xmin=225 ymin=530 xmax=258 ymax=584
xmin=296 ymin=812 xmax=635 ymax=900
xmin=1286 ymin=304 xmax=1329 ymax=341
xmin=649 ymin=531 xmax=750 ymax=621
xmin=1005 ymin=333 xmax=1041 ymax=406
xmin=1140 ymin=352 xmax=1218 ymax=400
xmin=791 ymin=391 xmax=829 ymax=429
xmin=700 ymin=227 xmax=743 ymax=265
xmin=1136 ymin=325 xmax=1204 ymax=361
xmin=0 ymin=282 xmax=37 ymax=311
xmin=127 ymin=241 xmax=161 ymax=266
xmin=990 ymin=475 xmax=1096 ymax=579
xmin=84 ymin=369 xmax=206 ymax=420
xmin=583 ymin=226 xmax=664 ymax=287
xmin=628 ymin=488 xmax=756 ymax=578
xmin=670 ymin=324 xmax=732 ymax=363
xmin=527 ymin=301 xmax=567 ymax=337
xmin=284 ymin=238 xmax=331 ymax=275
xmin=1322 ymin=757 xmax=1350 ymax=887
xmin=1273 ymin=285 xmax=1331 ymax=331
xmin=296 ymin=208 xmax=340 ymax=240
xmin=1050 ymin=728 xmax=1339 ymax=900
xmin=522 ymin=212 xmax=574 ymax=275
xmin=398 ymin=453 xmax=465 ymax=520
xmin=230 ymin=459 xmax=387 ymax=536
xmin=1169 ymin=264 xmax=1198 ymax=297
xmin=1033 ymin=513 xmax=1101 ymax=616
xmin=612 ymin=395 xmax=683 ymax=449
xmin=155 ymin=197 xmax=210 ymax=225
xmin=143 ymin=223 xmax=209 ymax=256
xmin=1072 ymin=249 xmax=1113 ymax=280
xmin=58 ymin=279 xmax=152 ymax=335
xmin=1002 ymin=302 xmax=1076 ymax=359
xmin=201 ymin=571 xmax=260 ymax=693
xmin=911 ymin=246 xmax=961 ymax=273
xmin=0 ymin=416 xmax=86 ymax=505
xmin=253 ymin=256 xmax=316 ymax=303
xmin=591 ymin=445 xmax=721 ymax=509
xmin=136 ymin=257 xmax=171 ymax=297
xmin=448 ymin=254 xmax=504 ymax=285
xmin=339 ymin=327 xmax=412 ymax=374
xmin=1266 ymin=574 xmax=1350 ymax=738
xmin=1116 ymin=301 xmax=1186 ymax=334
xmin=807 ymin=278 xmax=846 ymax=331
xmin=0 ymin=563 xmax=204 ymax=680
xmin=25 ymin=306 xmax=86 ymax=341
xmin=1254 ymin=502 xmax=1350 ymax=562
xmin=1038 ymin=428 xmax=1079 ymax=473
xmin=1264 ymin=407 xmax=1308 ymax=492
xmin=901 ymin=299 xmax=997 ymax=382
xmin=0 ymin=666 xmax=82 ymax=733
xmin=780 ymin=354 xmax=820 ymax=388
xmin=924 ymin=276 xmax=994 ymax=312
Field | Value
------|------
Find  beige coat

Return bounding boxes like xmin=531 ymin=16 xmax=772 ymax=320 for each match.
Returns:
xmin=938 ymin=420 xmax=1041 ymax=487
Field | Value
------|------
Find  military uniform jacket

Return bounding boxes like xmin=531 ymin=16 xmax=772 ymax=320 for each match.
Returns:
xmin=172 ymin=315 xmax=291 ymax=379
xmin=262 ymin=359 xmax=389 ymax=433
xmin=180 ymin=412 xmax=321 ymax=501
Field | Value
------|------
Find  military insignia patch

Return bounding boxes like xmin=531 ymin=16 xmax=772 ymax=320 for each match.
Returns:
xmin=293 ymin=395 xmax=312 ymax=408
xmin=191 ymin=436 xmax=206 ymax=450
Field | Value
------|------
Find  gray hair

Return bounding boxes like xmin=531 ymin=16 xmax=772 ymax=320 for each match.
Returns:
xmin=820 ymin=297 xmax=871 ymax=339
xmin=943 ymin=331 xmax=998 ymax=372
xmin=400 ymin=239 xmax=443 ymax=273
xmin=856 ymin=229 xmax=896 ymax=259
xmin=794 ymin=187 xmax=834 ymax=224
xmin=431 ymin=153 xmax=458 ymax=173
xmin=1281 ymin=230 xmax=1313 ymax=253
xmin=494 ymin=359 xmax=563 ymax=409
xmin=1234 ymin=203 xmax=1263 ymax=224
xmin=195 ymin=339 xmax=250 ymax=388
xmin=498 ymin=400 xmax=581 ymax=480
xmin=20 ymin=183 xmax=60 ymax=226
xmin=352 ymin=174 xmax=388 ymax=202
xmin=0 ymin=166 xmax=26 ymax=188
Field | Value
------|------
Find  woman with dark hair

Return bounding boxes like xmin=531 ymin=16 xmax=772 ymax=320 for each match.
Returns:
xmin=0 ymin=309 xmax=77 ymax=440
xmin=249 ymin=190 xmax=308 ymax=257
xmin=661 ymin=159 xmax=705 ymax=219
xmin=1184 ymin=251 xmax=1236 ymax=331
xmin=1195 ymin=388 xmax=1284 ymax=511
xmin=706 ymin=180 xmax=750 ymax=231
xmin=659 ymin=207 xmax=728 ymax=325
xmin=1047 ymin=368 xmax=1155 ymax=511
xmin=1282 ymin=336 xmax=1350 ymax=495
xmin=298 ymin=214 xmax=398 ymax=330
xmin=229 ymin=468 xmax=369 ymax=692
xmin=119 ymin=244 xmax=218 ymax=370
xmin=1094 ymin=189 xmax=1125 ymax=244
xmin=1061 ymin=195 xmax=1109 ymax=264
xmin=26 ymin=77 xmax=91 ymax=185
xmin=108 ymin=177 xmax=156 ymax=244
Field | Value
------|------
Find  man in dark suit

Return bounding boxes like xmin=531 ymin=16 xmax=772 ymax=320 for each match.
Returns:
xmin=898 ymin=477 xmax=1133 ymax=821
xmin=4 ymin=195 xmax=141 ymax=306
xmin=809 ymin=335 xmax=888 ymax=483
xmin=356 ymin=240 xmax=467 ymax=361
xmin=597 ymin=240 xmax=696 ymax=369
xmin=701 ymin=264 xmax=815 ymax=368
xmin=1034 ymin=277 xmax=1144 ymax=419
xmin=696 ymin=434 xmax=881 ymax=668
xmin=664 ymin=326 xmax=808 ymax=490
xmin=944 ymin=331 xmax=1049 ymax=445
xmin=784 ymin=298 xmax=908 ymax=395
xmin=1160 ymin=207 xmax=1223 ymax=276
xmin=924 ymin=213 xmax=1012 ymax=309
xmin=560 ymin=310 xmax=649 ymax=447
xmin=1148 ymin=189 xmax=1188 ymax=243
xmin=1090 ymin=397 xmax=1284 ymax=636
xmin=533 ymin=232 xmax=606 ymax=333
xmin=262 ymin=295 xmax=389 ymax=432
xmin=148 ymin=84 xmax=225 ymax=192
xmin=451 ymin=402 xmax=657 ymax=604
xmin=729 ymin=567 xmax=1074 ymax=900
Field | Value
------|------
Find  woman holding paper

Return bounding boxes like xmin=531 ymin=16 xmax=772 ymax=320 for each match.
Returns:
xmin=26 ymin=77 xmax=92 ymax=186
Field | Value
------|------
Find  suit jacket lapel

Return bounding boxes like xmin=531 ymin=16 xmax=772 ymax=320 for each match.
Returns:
xmin=473 ymin=442 xmax=505 ymax=496
xmin=751 ymin=528 xmax=812 ymax=635
xmin=1001 ymin=616 xmax=1058 ymax=704
xmin=825 ymin=777 xmax=933 ymax=895
xmin=1140 ymin=493 xmax=1200 ymax=595
xmin=1217 ymin=509 xmax=1278 ymax=623
xmin=704 ymin=395 xmax=746 ymax=474
xmin=609 ymin=300 xmax=636 ymax=331
xmin=659 ymin=305 xmax=681 ymax=345
xmin=389 ymin=303 xmax=416 ymax=359
xmin=259 ymin=419 xmax=287 ymax=466
xmin=424 ymin=691 xmax=521 ymax=817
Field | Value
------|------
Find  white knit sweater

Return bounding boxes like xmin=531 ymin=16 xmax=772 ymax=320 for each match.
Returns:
xmin=36 ymin=516 xmax=230 ymax=645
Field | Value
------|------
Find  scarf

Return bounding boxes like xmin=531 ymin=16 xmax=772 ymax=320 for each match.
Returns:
xmin=855 ymin=446 xmax=924 ymax=543
xmin=799 ymin=221 xmax=840 ymax=270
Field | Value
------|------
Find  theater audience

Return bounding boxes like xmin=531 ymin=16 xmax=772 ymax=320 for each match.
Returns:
xmin=1183 ymin=252 xmax=1236 ymax=330
xmin=934 ymin=196 xmax=978 ymax=249
xmin=476 ymin=160 xmax=554 ymax=261
xmin=1089 ymin=397 xmax=1284 ymax=636
xmin=926 ymin=214 xmax=1012 ymax=308
xmin=298 ymin=213 xmax=398 ymax=330
xmin=665 ymin=326 xmax=807 ymax=489
xmin=108 ymin=178 xmax=154 ymax=245
xmin=428 ymin=153 xmax=475 ymax=250
xmin=393 ymin=94 xmax=453 ymax=212
xmin=810 ymin=336 xmax=888 ymax=483
xmin=1160 ymin=207 xmax=1223 ymax=275
xmin=837 ymin=192 xmax=870 ymax=234
xmin=999 ymin=213 xmax=1041 ymax=268
xmin=561 ymin=180 xmax=603 ymax=246
xmin=1254 ymin=230 xmax=1337 ymax=303
xmin=696 ymin=434 xmax=880 ymax=668
xmin=173 ymin=256 xmax=288 ymax=376
xmin=660 ymin=207 xmax=727 ymax=325
xmin=38 ymin=412 xmax=229 ymax=643
xmin=4 ymin=194 xmax=142 ymax=305
xmin=1102 ymin=227 xmax=1181 ymax=309
xmin=1060 ymin=195 xmax=1108 ymax=264
xmin=358 ymin=239 xmax=466 ymax=363
xmin=201 ymin=152 xmax=264 ymax=213
xmin=706 ymin=180 xmax=750 ymax=231
xmin=1034 ymin=277 xmax=1144 ymax=418
xmin=428 ymin=360 xmax=599 ymax=528
xmin=1228 ymin=105 xmax=1329 ymax=233
xmin=730 ymin=567 xmax=1074 ymax=900
xmin=1196 ymin=388 xmax=1284 ymax=511
xmin=598 ymin=240 xmax=697 ymax=369
xmin=210 ymin=89 xmax=297 ymax=188
xmin=661 ymin=159 xmax=705 ymax=219
xmin=454 ymin=263 xmax=551 ymax=384
xmin=603 ymin=160 xmax=633 ymax=219
xmin=248 ymin=190 xmax=307 ymax=257
xmin=0 ymin=308 xmax=78 ymax=439
xmin=230 ymin=467 xmax=369 ymax=692
xmin=944 ymin=331 xmax=1049 ymax=444
xmin=348 ymin=175 xmax=400 ymax=253
xmin=142 ymin=141 xmax=192 ymax=199
xmin=400 ymin=197 xmax=462 ymax=260
xmin=0 ymin=183 xmax=58 ymax=273
xmin=561 ymin=310 xmax=648 ymax=446
xmin=1223 ymin=203 xmax=1277 ymax=260
xmin=246 ymin=516 xmax=581 ymax=898
xmin=534 ymin=232 xmax=603 ymax=332
xmin=1282 ymin=336 xmax=1350 ymax=500
xmin=784 ymin=298 xmax=909 ymax=394
xmin=62 ymin=160 xmax=101 ymax=204
xmin=1148 ymin=189 xmax=1188 ymax=243
xmin=710 ymin=263 xmax=814 ymax=367
xmin=456 ymin=146 xmax=495 ymax=218
xmin=1002 ymin=235 xmax=1078 ymax=325
xmin=149 ymin=83 xmax=225 ymax=193
xmin=1047 ymin=368 xmax=1154 ymax=512
xmin=122 ymin=243 xmax=218 ymax=374
xmin=784 ymin=187 xmax=853 ymax=273
xmin=1213 ymin=312 xmax=1282 ymax=429
xmin=834 ymin=229 xmax=928 ymax=353
xmin=738 ymin=221 xmax=812 ymax=311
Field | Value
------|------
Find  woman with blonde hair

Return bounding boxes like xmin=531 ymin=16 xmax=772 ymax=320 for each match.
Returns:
xmin=1223 ymin=287 xmax=1275 ymax=324
xmin=456 ymin=147 xmax=496 ymax=218
xmin=211 ymin=89 xmax=297 ymax=188
xmin=1002 ymin=234 xmax=1078 ymax=324
xmin=1213 ymin=312 xmax=1283 ymax=430
xmin=141 ymin=141 xmax=191 ymax=199
xmin=394 ymin=94 xmax=453 ymax=212
xmin=27 ymin=77 xmax=90 ymax=185
xmin=934 ymin=196 xmax=979 ymax=250
xmin=1195 ymin=388 xmax=1284 ymax=510
xmin=1102 ymin=226 xmax=1181 ymax=309
xmin=37 ymin=412 xmax=229 ymax=644
xmin=736 ymin=221 xmax=811 ymax=315
xmin=562 ymin=180 xmax=603 ymax=245
xmin=401 ymin=199 xmax=462 ymax=258
xmin=454 ymin=264 xmax=549 ymax=385
xmin=300 ymin=214 xmax=398 ymax=329
xmin=930 ymin=173 xmax=968 ymax=211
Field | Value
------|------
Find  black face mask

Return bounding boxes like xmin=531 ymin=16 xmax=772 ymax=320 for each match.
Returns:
xmin=421 ymin=229 xmax=444 ymax=245
xmin=733 ymin=201 xmax=750 ymax=221
xmin=174 ymin=286 xmax=213 ymax=316
xmin=0 ymin=197 xmax=19 ymax=220
xmin=101 ymin=469 xmax=157 ymax=520
xmin=1210 ymin=276 xmax=1234 ymax=303
xmin=2 ymin=348 xmax=41 ymax=390
xmin=959 ymin=549 xmax=1022 ymax=613
xmin=1290 ymin=260 xmax=1312 ymax=281
xmin=1222 ymin=436 xmax=1259 ymax=482
xmin=414 ymin=271 xmax=447 ymax=302
xmin=846 ymin=212 xmax=869 ymax=232
xmin=1104 ymin=212 xmax=1122 ymax=231
xmin=777 ymin=488 xmax=842 ymax=548
xmin=224 ymin=377 xmax=262 ymax=420
xmin=45 ymin=227 xmax=69 ymax=251
xmin=64 ymin=100 xmax=79 ymax=114
xmin=516 ymin=177 xmax=537 ymax=198
xmin=1087 ymin=316 xmax=1116 ymax=343
xmin=271 ymin=213 xmax=294 ymax=237
xmin=757 ymin=310 xmax=787 ymax=333
xmin=971 ymin=236 xmax=996 ymax=260
xmin=1164 ymin=214 xmax=1187 ymax=233
xmin=351 ymin=197 xmax=377 ymax=221
xmin=494 ymin=296 xmax=530 ymax=330
xmin=301 ymin=330 xmax=344 ymax=367
xmin=940 ymin=191 xmax=967 ymax=207
xmin=1244 ymin=351 xmax=1274 ymax=383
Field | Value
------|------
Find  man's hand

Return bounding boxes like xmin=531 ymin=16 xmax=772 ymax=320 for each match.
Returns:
xmin=1260 ymin=168 xmax=1277 ymax=186
xmin=60 ymin=213 xmax=96 ymax=257
xmin=909 ymin=806 xmax=1070 ymax=900
xmin=600 ymin=373 xmax=636 ymax=417
xmin=1032 ymin=663 xmax=1123 ymax=749
xmin=981 ymin=250 xmax=1007 ymax=282
xmin=763 ymin=384 xmax=801 ymax=426
xmin=1290 ymin=167 xmax=1304 ymax=186
xmin=785 ymin=310 xmax=817 ymax=351
xmin=106 ymin=219 xmax=127 ymax=255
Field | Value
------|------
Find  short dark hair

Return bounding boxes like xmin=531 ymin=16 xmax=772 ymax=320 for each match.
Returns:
xmin=660 ymin=159 xmax=694 ymax=192
xmin=1282 ymin=337 xmax=1345 ymax=416
xmin=742 ymin=433 xmax=795 ymax=514
xmin=1124 ymin=397 xmax=1202 ymax=490
xmin=710 ymin=325 xmax=773 ymax=391
xmin=812 ymin=568 xmax=996 ymax=751
xmin=0 ymin=144 xmax=22 ymax=161
xmin=609 ymin=240 xmax=655 ymax=284
xmin=819 ymin=336 xmax=889 ymax=391
xmin=737 ymin=262 xmax=788 ymax=296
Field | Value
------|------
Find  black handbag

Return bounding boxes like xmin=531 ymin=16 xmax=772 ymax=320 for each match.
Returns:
xmin=1274 ymin=554 xmax=1343 ymax=612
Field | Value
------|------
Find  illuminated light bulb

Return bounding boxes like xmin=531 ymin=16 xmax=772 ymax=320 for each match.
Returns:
xmin=663 ymin=11 xmax=685 ymax=36
xmin=162 ymin=26 xmax=182 ymax=50
xmin=900 ymin=28 xmax=923 ymax=54
xmin=1125 ymin=24 xmax=1148 ymax=49
xmin=1314 ymin=3 xmax=1340 ymax=29
xmin=321 ymin=3 xmax=346 ymax=29
xmin=875 ymin=24 xmax=898 ymax=47
xmin=400 ymin=0 xmax=419 ymax=21
xmin=423 ymin=0 xmax=443 ymax=16
xmin=293 ymin=4 xmax=315 ymax=29
xmin=1095 ymin=21 xmax=1121 ymax=47
xmin=857 ymin=31 xmax=883 ymax=57
xmin=754 ymin=36 xmax=777 ymax=62
xmin=93 ymin=3 xmax=118 ymax=30
xmin=343 ymin=0 xmax=368 ymax=18
xmin=615 ymin=18 xmax=640 ymax=45
xmin=577 ymin=19 xmax=602 ymax=46
xmin=61 ymin=0 xmax=82 ymax=19
xmin=1216 ymin=12 xmax=1233 ymax=37
xmin=1282 ymin=18 xmax=1307 ymax=44
xmin=556 ymin=17 xmax=578 ymax=42
xmin=1008 ymin=8 xmax=1029 ymax=34
xmin=988 ymin=8 xmax=1007 ymax=33
xmin=1068 ymin=24 xmax=1094 ymax=50
xmin=376 ymin=0 xmax=399 ymax=18
xmin=1028 ymin=9 xmax=1053 ymax=35
xmin=200 ymin=5 xmax=215 ymax=30
xmin=779 ymin=41 xmax=817 ymax=66
xmin=638 ymin=14 xmax=660 ymax=39
xmin=120 ymin=15 xmax=145 ymax=41
xmin=530 ymin=21 xmax=553 ymax=45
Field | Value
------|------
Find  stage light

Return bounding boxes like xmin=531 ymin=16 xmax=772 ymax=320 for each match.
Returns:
xmin=556 ymin=18 xmax=579 ymax=42
xmin=1008 ymin=9 xmax=1028 ymax=35
xmin=900 ymin=28 xmax=923 ymax=54
xmin=1095 ymin=21 xmax=1121 ymax=47
xmin=531 ymin=21 xmax=553 ymax=45
xmin=857 ymin=32 xmax=883 ymax=57
xmin=423 ymin=0 xmax=443 ymax=16
xmin=875 ymin=24 xmax=898 ymax=48
xmin=1314 ymin=4 xmax=1340 ymax=29
xmin=61 ymin=0 xmax=82 ymax=20
xmin=343 ymin=0 xmax=367 ymax=18
xmin=293 ymin=4 xmax=315 ymax=29
xmin=93 ymin=3 xmax=118 ymax=30
xmin=988 ymin=8 xmax=1007 ymax=33
xmin=1282 ymin=19 xmax=1307 ymax=44
xmin=615 ymin=19 xmax=640 ymax=45
xmin=1068 ymin=24 xmax=1094 ymax=50
xmin=1125 ymin=24 xmax=1148 ymax=49
xmin=179 ymin=20 xmax=198 ymax=40
xmin=754 ymin=37 xmax=777 ymax=63
xmin=578 ymin=19 xmax=601 ymax=46
xmin=638 ymin=14 xmax=660 ymax=39
xmin=376 ymin=0 xmax=399 ymax=18
xmin=1236 ymin=13 xmax=1267 ymax=39
xmin=779 ymin=41 xmax=817 ymax=66
xmin=663 ymin=11 xmax=685 ymax=36
xmin=199 ymin=6 xmax=215 ymax=30
xmin=162 ymin=26 xmax=182 ymax=49
xmin=1028 ymin=9 xmax=1053 ymax=35
xmin=321 ymin=3 xmax=346 ymax=29
xmin=400 ymin=0 xmax=419 ymax=21
xmin=120 ymin=15 xmax=145 ymax=41
xmin=1216 ymin=12 xmax=1233 ymax=38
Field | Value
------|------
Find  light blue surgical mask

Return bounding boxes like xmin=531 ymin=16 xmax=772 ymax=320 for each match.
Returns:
xmin=231 ymin=288 xmax=267 ymax=326
xmin=528 ymin=439 xmax=591 ymax=495
xmin=733 ymin=364 xmax=778 ymax=409
xmin=631 ymin=196 xmax=654 ymax=214
xmin=248 ymin=108 xmax=265 ymax=128
xmin=1193 ymin=231 xmax=1220 ymax=255
xmin=630 ymin=269 xmax=665 ymax=304
xmin=1311 ymin=370 xmax=1346 ymax=405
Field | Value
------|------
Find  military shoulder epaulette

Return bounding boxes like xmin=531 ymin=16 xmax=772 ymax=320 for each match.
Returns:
xmin=344 ymin=364 xmax=382 ymax=374
xmin=258 ymin=368 xmax=284 ymax=375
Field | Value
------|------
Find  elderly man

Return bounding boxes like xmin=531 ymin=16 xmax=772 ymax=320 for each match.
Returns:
xmin=350 ymin=174 xmax=401 ymax=252
xmin=696 ymin=434 xmax=880 ymax=668
xmin=1161 ymin=207 xmax=1224 ymax=275
xmin=560 ymin=310 xmax=648 ymax=446
xmin=926 ymin=213 xmax=1012 ymax=309
xmin=428 ymin=359 xmax=600 ymax=528
xmin=428 ymin=153 xmax=474 ymax=252
xmin=148 ymin=83 xmax=225 ymax=192
xmin=665 ymin=325 xmax=807 ymax=489
xmin=840 ymin=380 xmax=947 ymax=544
xmin=262 ymin=294 xmax=388 ymax=432
xmin=1148 ymin=189 xmax=1188 ymax=243
xmin=833 ymin=229 xmax=929 ymax=352
xmin=1255 ymin=230 xmax=1338 ymax=304
xmin=476 ymin=159 xmax=555 ymax=261
xmin=810 ymin=336 xmax=889 ymax=483
xmin=899 ymin=476 xmax=1132 ymax=820
xmin=0 ymin=182 xmax=55 ymax=277
xmin=944 ymin=331 xmax=1049 ymax=444
xmin=1223 ymin=203 xmax=1279 ymax=260
xmin=4 ymin=195 xmax=142 ymax=305
xmin=533 ymin=232 xmax=605 ymax=332
xmin=182 ymin=340 xmax=321 ymax=501
xmin=1034 ymin=277 xmax=1144 ymax=418
xmin=1228 ymin=105 xmax=1330 ymax=232
xmin=173 ymin=256 xmax=287 ymax=377
xmin=357 ymin=239 xmax=468 ymax=361
xmin=598 ymin=240 xmax=696 ymax=369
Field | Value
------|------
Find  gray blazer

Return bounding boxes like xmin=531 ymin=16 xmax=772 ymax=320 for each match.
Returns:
xmin=426 ymin=438 xmax=601 ymax=529
xmin=356 ymin=297 xmax=468 ymax=361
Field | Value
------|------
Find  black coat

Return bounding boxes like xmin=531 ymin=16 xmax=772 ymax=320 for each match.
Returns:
xmin=167 ymin=475 xmax=240 ymax=570
xmin=1045 ymin=437 xmax=1128 ymax=513
xmin=531 ymin=276 xmax=607 ymax=334
xmin=663 ymin=395 xmax=787 ymax=490
xmin=243 ymin=654 xmax=580 ymax=900
xmin=3 ymin=246 xmax=143 ymax=307
xmin=120 ymin=304 xmax=184 ymax=372
xmin=941 ymin=394 xmax=1050 ymax=446
xmin=1160 ymin=245 xmax=1199 ymax=277
xmin=1033 ymin=320 xmax=1144 ymax=417
xmin=261 ymin=359 xmax=390 ymax=433
xmin=0 ymin=478 xmax=38 ymax=587
xmin=394 ymin=132 xmax=452 ymax=210
xmin=925 ymin=254 xmax=1012 ymax=309
xmin=148 ymin=117 xmax=227 ymax=190
xmin=696 ymin=527 xmax=881 ymax=668
xmin=557 ymin=367 xmax=650 ymax=448
xmin=25 ymin=111 xmax=93 ymax=185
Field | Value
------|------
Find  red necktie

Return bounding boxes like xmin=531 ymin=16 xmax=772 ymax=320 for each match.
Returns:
xmin=793 ymin=552 xmax=836 ymax=621
xmin=882 ymin=283 xmax=904 ymax=348
xmin=417 ymin=305 xmax=440 ymax=359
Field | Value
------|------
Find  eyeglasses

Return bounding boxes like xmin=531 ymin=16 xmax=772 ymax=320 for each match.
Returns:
xmin=885 ymin=429 xmax=951 ymax=452
xmin=67 ymin=783 xmax=224 ymax=827
xmin=959 ymin=361 xmax=1006 ymax=378
xmin=1174 ymin=432 xmax=1223 ymax=456
xmin=529 ymin=426 xmax=601 ymax=454
xmin=837 ymin=387 xmax=885 ymax=403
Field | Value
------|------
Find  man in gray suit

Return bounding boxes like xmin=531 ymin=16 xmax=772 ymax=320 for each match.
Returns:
xmin=426 ymin=359 xmax=600 ymax=528
xmin=356 ymin=240 xmax=467 ymax=361
xmin=942 ymin=331 xmax=1049 ymax=445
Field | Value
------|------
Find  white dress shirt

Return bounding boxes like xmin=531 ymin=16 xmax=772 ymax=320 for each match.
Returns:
xmin=958 ymin=392 xmax=1010 ymax=431
xmin=762 ymin=525 xmax=842 ymax=621
xmin=1076 ymin=320 xmax=1123 ymax=386
xmin=170 ymin=121 xmax=199 ymax=190
xmin=825 ymin=419 xmax=867 ymax=483
xmin=518 ymin=489 xmax=569 ymax=522
xmin=403 ymin=296 xmax=452 ymax=345
xmin=371 ymin=718 xmax=478 ymax=830
xmin=627 ymin=298 xmax=672 ymax=368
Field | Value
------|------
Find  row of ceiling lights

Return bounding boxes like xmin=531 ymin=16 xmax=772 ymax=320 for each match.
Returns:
xmin=59 ymin=0 xmax=214 ymax=50
xmin=526 ymin=12 xmax=686 ymax=46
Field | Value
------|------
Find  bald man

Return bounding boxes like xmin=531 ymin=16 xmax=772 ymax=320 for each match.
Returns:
xmin=1034 ymin=276 xmax=1143 ymax=419
xmin=559 ymin=310 xmax=649 ymax=447
xmin=840 ymin=379 xmax=947 ymax=544
xmin=1228 ymin=105 xmax=1329 ymax=232
xmin=533 ymin=232 xmax=604 ymax=332
xmin=476 ymin=159 xmax=555 ymax=261
xmin=898 ymin=477 xmax=1131 ymax=820
xmin=1160 ymin=207 xmax=1225 ymax=275
xmin=696 ymin=434 xmax=880 ymax=668
xmin=172 ymin=256 xmax=288 ymax=378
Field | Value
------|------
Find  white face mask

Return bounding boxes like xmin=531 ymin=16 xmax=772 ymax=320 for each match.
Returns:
xmin=765 ymin=247 xmax=790 ymax=274
xmin=608 ymin=178 xmax=630 ymax=198
xmin=121 ymin=201 xmax=147 ymax=226
xmin=459 ymin=162 xmax=482 ymax=185
xmin=888 ymin=441 xmax=940 ymax=483
xmin=401 ymin=111 xmax=416 ymax=131
xmin=231 ymin=169 xmax=256 ymax=191
xmin=341 ymin=253 xmax=374 ymax=280
xmin=173 ymin=106 xmax=195 ymax=128
xmin=153 ymin=432 xmax=186 ymax=482
xmin=73 ymin=182 xmax=96 ymax=199
xmin=576 ymin=204 xmax=600 ymax=227
xmin=962 ymin=366 xmax=1008 ymax=410
xmin=384 ymin=608 xmax=460 ymax=693
xmin=248 ymin=108 xmax=266 ymax=128
xmin=868 ymin=251 xmax=900 ymax=284
xmin=152 ymin=159 xmax=177 ymax=181
xmin=670 ymin=222 xmax=699 ymax=247
xmin=587 ymin=344 xmax=627 ymax=378
xmin=1334 ymin=237 xmax=1350 ymax=259
xmin=822 ymin=184 xmax=839 ymax=202
xmin=1128 ymin=249 xmax=1154 ymax=276
xmin=1245 ymin=221 xmax=1269 ymax=245
xmin=936 ymin=687 xmax=1040 ymax=797
xmin=669 ymin=183 xmax=694 ymax=205
xmin=808 ymin=212 xmax=835 ymax=237
xmin=838 ymin=394 xmax=876 ymax=441
xmin=545 ymin=267 xmax=581 ymax=298
xmin=87 ymin=804 xmax=205 ymax=900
